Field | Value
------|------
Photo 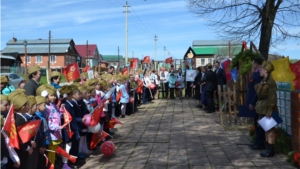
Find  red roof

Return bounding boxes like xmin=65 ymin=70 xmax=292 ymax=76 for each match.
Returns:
xmin=75 ymin=44 xmax=97 ymax=58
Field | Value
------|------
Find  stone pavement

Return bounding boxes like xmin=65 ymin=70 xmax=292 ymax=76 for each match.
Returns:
xmin=80 ymin=99 xmax=296 ymax=169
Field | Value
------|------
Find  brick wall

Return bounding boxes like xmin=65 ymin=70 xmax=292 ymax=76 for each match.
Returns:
xmin=291 ymin=91 xmax=300 ymax=151
xmin=20 ymin=54 xmax=66 ymax=68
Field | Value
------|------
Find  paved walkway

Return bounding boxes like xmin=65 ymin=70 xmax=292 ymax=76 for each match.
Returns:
xmin=81 ymin=99 xmax=295 ymax=169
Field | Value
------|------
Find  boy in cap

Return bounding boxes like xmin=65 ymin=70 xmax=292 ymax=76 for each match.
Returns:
xmin=10 ymin=94 xmax=33 ymax=169
xmin=1 ymin=95 xmax=20 ymax=169
xmin=35 ymin=96 xmax=50 ymax=169
xmin=1 ymin=76 xmax=15 ymax=96
xmin=24 ymin=65 xmax=41 ymax=96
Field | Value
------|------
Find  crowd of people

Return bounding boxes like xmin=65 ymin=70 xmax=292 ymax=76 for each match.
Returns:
xmin=0 ymin=58 xmax=279 ymax=169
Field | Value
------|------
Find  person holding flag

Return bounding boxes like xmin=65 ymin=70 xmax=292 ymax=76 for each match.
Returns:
xmin=34 ymin=96 xmax=51 ymax=169
xmin=9 ymin=91 xmax=33 ymax=169
xmin=1 ymin=95 xmax=20 ymax=169
xmin=119 ymin=76 xmax=129 ymax=118
xmin=36 ymin=85 xmax=67 ymax=168
xmin=60 ymin=85 xmax=82 ymax=168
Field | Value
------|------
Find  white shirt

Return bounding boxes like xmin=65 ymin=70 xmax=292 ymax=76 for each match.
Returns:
xmin=160 ymin=71 xmax=169 ymax=83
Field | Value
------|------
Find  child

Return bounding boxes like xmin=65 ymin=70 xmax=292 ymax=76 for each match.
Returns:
xmin=35 ymin=96 xmax=51 ymax=169
xmin=119 ymin=76 xmax=129 ymax=118
xmin=10 ymin=92 xmax=32 ymax=169
xmin=23 ymin=96 xmax=39 ymax=169
xmin=1 ymin=76 xmax=15 ymax=96
xmin=77 ymin=86 xmax=92 ymax=155
xmin=38 ymin=85 xmax=67 ymax=168
xmin=60 ymin=85 xmax=81 ymax=168
xmin=1 ymin=94 xmax=20 ymax=169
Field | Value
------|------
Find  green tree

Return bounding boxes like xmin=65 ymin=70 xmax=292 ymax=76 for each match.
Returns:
xmin=187 ymin=0 xmax=300 ymax=60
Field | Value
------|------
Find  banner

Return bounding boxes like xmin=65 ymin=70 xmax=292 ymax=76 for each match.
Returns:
xmin=165 ymin=57 xmax=172 ymax=64
xmin=105 ymin=117 xmax=123 ymax=129
xmin=3 ymin=105 xmax=19 ymax=149
xmin=143 ymin=56 xmax=150 ymax=63
xmin=90 ymin=99 xmax=106 ymax=126
xmin=62 ymin=62 xmax=80 ymax=82
xmin=185 ymin=70 xmax=197 ymax=82
xmin=56 ymin=146 xmax=76 ymax=163
xmin=82 ymin=65 xmax=90 ymax=73
xmin=130 ymin=59 xmax=137 ymax=69
xmin=17 ymin=119 xmax=41 ymax=143
xmin=121 ymin=68 xmax=129 ymax=75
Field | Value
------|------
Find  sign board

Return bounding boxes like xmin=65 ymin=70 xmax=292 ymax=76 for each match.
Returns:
xmin=87 ymin=70 xmax=94 ymax=79
xmin=185 ymin=70 xmax=197 ymax=82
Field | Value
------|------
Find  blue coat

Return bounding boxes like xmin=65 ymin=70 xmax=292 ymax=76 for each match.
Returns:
xmin=246 ymin=71 xmax=263 ymax=106
xmin=168 ymin=74 xmax=177 ymax=88
xmin=120 ymin=84 xmax=129 ymax=103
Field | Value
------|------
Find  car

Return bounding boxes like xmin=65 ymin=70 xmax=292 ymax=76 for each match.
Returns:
xmin=0 ymin=73 xmax=24 ymax=88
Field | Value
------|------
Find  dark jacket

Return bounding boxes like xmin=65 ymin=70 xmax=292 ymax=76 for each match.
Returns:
xmin=215 ymin=68 xmax=227 ymax=85
xmin=193 ymin=72 xmax=202 ymax=86
xmin=246 ymin=71 xmax=263 ymax=106
xmin=23 ymin=79 xmax=40 ymax=96
xmin=63 ymin=100 xmax=80 ymax=142
xmin=202 ymin=70 xmax=217 ymax=92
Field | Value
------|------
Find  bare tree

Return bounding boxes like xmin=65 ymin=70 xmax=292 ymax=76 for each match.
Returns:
xmin=187 ymin=0 xmax=300 ymax=60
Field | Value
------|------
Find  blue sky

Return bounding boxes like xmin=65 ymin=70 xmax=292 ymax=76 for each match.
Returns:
xmin=1 ymin=0 xmax=299 ymax=60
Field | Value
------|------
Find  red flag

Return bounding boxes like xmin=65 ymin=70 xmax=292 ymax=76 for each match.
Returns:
xmin=165 ymin=57 xmax=172 ymax=64
xmin=66 ymin=125 xmax=74 ymax=139
xmin=63 ymin=108 xmax=73 ymax=125
xmin=56 ymin=146 xmax=77 ymax=163
xmin=105 ymin=117 xmax=123 ymax=129
xmin=121 ymin=68 xmax=129 ymax=75
xmin=116 ymin=90 xmax=122 ymax=101
xmin=90 ymin=131 xmax=109 ymax=149
xmin=143 ymin=56 xmax=150 ymax=63
xmin=17 ymin=120 xmax=41 ymax=143
xmin=82 ymin=65 xmax=90 ymax=72
xmin=90 ymin=99 xmax=105 ymax=126
xmin=3 ymin=105 xmax=19 ymax=149
xmin=130 ymin=59 xmax=137 ymax=69
xmin=242 ymin=41 xmax=248 ymax=50
xmin=62 ymin=62 xmax=80 ymax=82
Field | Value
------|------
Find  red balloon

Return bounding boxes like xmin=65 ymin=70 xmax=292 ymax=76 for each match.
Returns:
xmin=129 ymin=97 xmax=134 ymax=103
xmin=150 ymin=83 xmax=156 ymax=90
xmin=100 ymin=141 xmax=115 ymax=157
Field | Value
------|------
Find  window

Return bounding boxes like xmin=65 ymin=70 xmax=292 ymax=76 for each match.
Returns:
xmin=36 ymin=55 xmax=42 ymax=63
xmin=26 ymin=55 xmax=31 ymax=63
xmin=50 ymin=55 xmax=56 ymax=63
xmin=201 ymin=59 xmax=205 ymax=66
xmin=208 ymin=58 xmax=212 ymax=64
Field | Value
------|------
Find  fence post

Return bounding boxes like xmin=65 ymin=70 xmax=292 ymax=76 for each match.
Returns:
xmin=218 ymin=85 xmax=223 ymax=125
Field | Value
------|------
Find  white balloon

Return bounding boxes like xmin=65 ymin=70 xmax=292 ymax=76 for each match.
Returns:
xmin=88 ymin=123 xmax=101 ymax=133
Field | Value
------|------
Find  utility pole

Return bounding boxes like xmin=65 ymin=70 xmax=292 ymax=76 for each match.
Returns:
xmin=47 ymin=31 xmax=51 ymax=84
xmin=164 ymin=46 xmax=166 ymax=59
xmin=117 ymin=46 xmax=120 ymax=72
xmin=86 ymin=40 xmax=89 ymax=66
xmin=154 ymin=34 xmax=157 ymax=61
xmin=123 ymin=1 xmax=130 ymax=66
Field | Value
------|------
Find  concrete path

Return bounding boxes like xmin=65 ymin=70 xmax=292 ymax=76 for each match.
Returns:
xmin=81 ymin=99 xmax=295 ymax=169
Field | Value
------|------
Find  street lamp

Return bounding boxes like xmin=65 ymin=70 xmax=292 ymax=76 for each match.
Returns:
xmin=88 ymin=50 xmax=91 ymax=66
xmin=24 ymin=40 xmax=28 ymax=80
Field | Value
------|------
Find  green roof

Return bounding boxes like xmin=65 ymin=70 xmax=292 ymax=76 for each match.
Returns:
xmin=193 ymin=46 xmax=242 ymax=56
xmin=102 ymin=55 xmax=123 ymax=62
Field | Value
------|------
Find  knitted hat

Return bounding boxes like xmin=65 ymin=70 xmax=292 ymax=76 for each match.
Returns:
xmin=28 ymin=65 xmax=41 ymax=75
xmin=1 ymin=76 xmax=9 ymax=83
xmin=262 ymin=61 xmax=275 ymax=73
xmin=0 ymin=94 xmax=8 ymax=101
xmin=35 ymin=96 xmax=46 ymax=105
xmin=11 ymin=95 xmax=28 ymax=110
xmin=28 ymin=96 xmax=37 ymax=107
xmin=50 ymin=71 xmax=61 ymax=78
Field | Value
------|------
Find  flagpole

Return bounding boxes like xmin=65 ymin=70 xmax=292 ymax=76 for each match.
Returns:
xmin=45 ymin=149 xmax=78 ymax=158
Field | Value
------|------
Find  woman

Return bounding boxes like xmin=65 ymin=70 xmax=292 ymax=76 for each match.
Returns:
xmin=255 ymin=61 xmax=278 ymax=157
xmin=50 ymin=71 xmax=61 ymax=89
xmin=1 ymin=76 xmax=15 ymax=96
xmin=168 ymin=69 xmax=177 ymax=99
xmin=176 ymin=68 xmax=184 ymax=99
xmin=200 ymin=66 xmax=208 ymax=110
